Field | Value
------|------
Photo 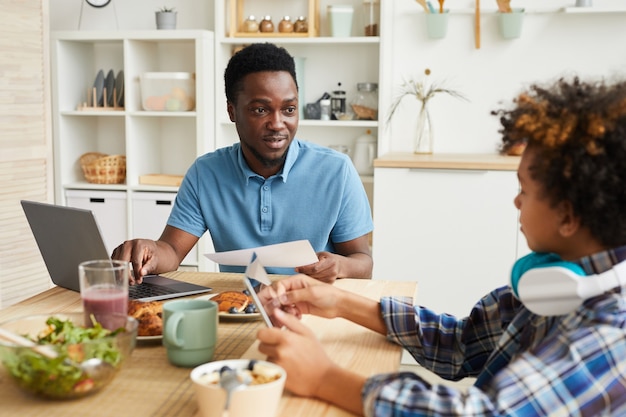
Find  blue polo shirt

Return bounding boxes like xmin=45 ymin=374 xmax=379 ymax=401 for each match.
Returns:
xmin=167 ymin=139 xmax=373 ymax=275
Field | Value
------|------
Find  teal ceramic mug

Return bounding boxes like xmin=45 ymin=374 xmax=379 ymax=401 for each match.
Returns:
xmin=163 ymin=299 xmax=218 ymax=368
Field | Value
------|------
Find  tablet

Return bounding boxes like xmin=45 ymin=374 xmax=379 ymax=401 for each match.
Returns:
xmin=243 ymin=275 xmax=274 ymax=328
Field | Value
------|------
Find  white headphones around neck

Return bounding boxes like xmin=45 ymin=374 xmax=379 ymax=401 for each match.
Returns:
xmin=510 ymin=252 xmax=626 ymax=316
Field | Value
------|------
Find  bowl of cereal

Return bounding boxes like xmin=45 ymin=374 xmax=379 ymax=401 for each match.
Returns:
xmin=190 ymin=359 xmax=286 ymax=417
xmin=0 ymin=312 xmax=137 ymax=400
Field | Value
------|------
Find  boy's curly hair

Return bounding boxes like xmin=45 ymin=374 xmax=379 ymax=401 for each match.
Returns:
xmin=494 ymin=77 xmax=626 ymax=247
xmin=224 ymin=43 xmax=298 ymax=105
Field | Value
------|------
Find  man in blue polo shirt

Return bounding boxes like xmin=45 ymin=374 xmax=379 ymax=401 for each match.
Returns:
xmin=113 ymin=43 xmax=373 ymax=284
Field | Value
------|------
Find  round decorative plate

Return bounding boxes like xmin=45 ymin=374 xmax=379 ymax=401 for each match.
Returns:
xmin=92 ymin=69 xmax=105 ymax=106
xmin=115 ymin=70 xmax=124 ymax=107
xmin=105 ymin=69 xmax=115 ymax=107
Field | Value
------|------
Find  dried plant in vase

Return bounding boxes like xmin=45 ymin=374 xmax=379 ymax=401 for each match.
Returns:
xmin=386 ymin=68 xmax=467 ymax=154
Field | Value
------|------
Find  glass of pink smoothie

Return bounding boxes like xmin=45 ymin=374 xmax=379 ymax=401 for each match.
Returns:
xmin=79 ymin=260 xmax=129 ymax=330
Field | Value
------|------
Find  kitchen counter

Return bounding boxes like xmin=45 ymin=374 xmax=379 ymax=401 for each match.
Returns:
xmin=374 ymin=152 xmax=521 ymax=171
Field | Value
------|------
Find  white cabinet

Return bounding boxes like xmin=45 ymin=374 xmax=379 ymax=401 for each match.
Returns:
xmin=213 ymin=0 xmax=381 ymax=174
xmin=372 ymin=154 xmax=530 ymax=317
xmin=131 ymin=191 xmax=197 ymax=266
xmin=50 ymin=30 xmax=215 ymax=270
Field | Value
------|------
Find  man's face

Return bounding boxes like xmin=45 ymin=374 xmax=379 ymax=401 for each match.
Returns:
xmin=227 ymin=71 xmax=299 ymax=178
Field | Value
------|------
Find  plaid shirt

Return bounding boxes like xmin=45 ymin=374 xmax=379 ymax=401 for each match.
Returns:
xmin=363 ymin=246 xmax=626 ymax=416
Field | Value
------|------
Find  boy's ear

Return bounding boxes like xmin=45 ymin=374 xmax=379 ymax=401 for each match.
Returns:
xmin=557 ymin=200 xmax=581 ymax=237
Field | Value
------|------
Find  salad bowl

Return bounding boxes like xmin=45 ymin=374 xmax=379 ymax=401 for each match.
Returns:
xmin=0 ymin=312 xmax=137 ymax=399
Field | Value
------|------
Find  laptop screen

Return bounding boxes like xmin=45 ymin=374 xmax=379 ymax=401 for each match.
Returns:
xmin=21 ymin=200 xmax=110 ymax=292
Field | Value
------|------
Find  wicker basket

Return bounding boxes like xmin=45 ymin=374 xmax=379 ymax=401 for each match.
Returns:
xmin=79 ymin=152 xmax=126 ymax=184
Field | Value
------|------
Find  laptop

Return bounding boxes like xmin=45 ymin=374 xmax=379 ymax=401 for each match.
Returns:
xmin=21 ymin=200 xmax=212 ymax=302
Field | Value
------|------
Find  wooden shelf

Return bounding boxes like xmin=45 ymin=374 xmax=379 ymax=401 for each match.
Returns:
xmin=219 ymin=119 xmax=378 ymax=128
xmin=228 ymin=0 xmax=319 ymax=38
xmin=420 ymin=7 xmax=626 ymax=14
xmin=220 ymin=36 xmax=379 ymax=44
xmin=563 ymin=6 xmax=626 ymax=13
xmin=230 ymin=31 xmax=311 ymax=38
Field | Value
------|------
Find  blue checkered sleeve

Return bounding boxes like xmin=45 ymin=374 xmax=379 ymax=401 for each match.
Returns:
xmin=362 ymin=285 xmax=626 ymax=416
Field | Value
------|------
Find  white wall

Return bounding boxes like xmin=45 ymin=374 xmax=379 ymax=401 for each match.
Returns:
xmin=50 ymin=1 xmax=626 ymax=156
xmin=380 ymin=0 xmax=626 ymax=155
xmin=49 ymin=0 xmax=212 ymax=31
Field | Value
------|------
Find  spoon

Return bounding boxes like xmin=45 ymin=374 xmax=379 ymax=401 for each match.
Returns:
xmin=219 ymin=367 xmax=252 ymax=415
xmin=496 ymin=0 xmax=512 ymax=12
xmin=415 ymin=0 xmax=429 ymax=13
xmin=0 ymin=327 xmax=115 ymax=381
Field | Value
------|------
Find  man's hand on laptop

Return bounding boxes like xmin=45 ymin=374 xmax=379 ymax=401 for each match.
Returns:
xmin=111 ymin=239 xmax=160 ymax=285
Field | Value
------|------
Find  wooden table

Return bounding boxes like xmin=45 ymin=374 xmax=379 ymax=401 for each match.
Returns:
xmin=0 ymin=272 xmax=416 ymax=417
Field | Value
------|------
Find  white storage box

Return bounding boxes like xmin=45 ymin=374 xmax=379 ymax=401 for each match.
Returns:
xmin=131 ymin=192 xmax=197 ymax=265
xmin=140 ymin=72 xmax=195 ymax=111
xmin=65 ymin=190 xmax=127 ymax=255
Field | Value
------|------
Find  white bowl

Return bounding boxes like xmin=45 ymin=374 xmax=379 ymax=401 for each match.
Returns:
xmin=190 ymin=359 xmax=286 ymax=417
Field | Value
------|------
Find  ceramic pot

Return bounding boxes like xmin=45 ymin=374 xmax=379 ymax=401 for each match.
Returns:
xmin=156 ymin=12 xmax=177 ymax=30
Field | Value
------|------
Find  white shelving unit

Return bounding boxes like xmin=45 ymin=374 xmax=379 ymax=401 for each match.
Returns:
xmin=50 ymin=30 xmax=216 ymax=271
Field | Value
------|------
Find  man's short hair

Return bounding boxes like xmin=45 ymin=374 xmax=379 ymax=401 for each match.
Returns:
xmin=224 ymin=43 xmax=298 ymax=104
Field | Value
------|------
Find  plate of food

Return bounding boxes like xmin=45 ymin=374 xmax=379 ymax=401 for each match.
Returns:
xmin=128 ymin=300 xmax=163 ymax=342
xmin=209 ymin=291 xmax=262 ymax=321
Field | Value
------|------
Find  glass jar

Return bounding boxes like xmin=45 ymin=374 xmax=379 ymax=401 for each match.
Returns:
xmin=294 ymin=16 xmax=308 ymax=33
xmin=259 ymin=16 xmax=274 ymax=33
xmin=278 ymin=16 xmax=294 ymax=33
xmin=352 ymin=82 xmax=378 ymax=120
xmin=242 ymin=15 xmax=259 ymax=33
xmin=362 ymin=0 xmax=380 ymax=36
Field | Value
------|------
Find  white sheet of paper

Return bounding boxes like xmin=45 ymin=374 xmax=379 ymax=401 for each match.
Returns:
xmin=245 ymin=256 xmax=271 ymax=286
xmin=204 ymin=240 xmax=318 ymax=268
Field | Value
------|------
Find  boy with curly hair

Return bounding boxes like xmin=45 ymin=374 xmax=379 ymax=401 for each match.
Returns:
xmin=256 ymin=77 xmax=626 ymax=416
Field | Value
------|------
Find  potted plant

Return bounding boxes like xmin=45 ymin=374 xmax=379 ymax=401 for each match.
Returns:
xmin=156 ymin=6 xmax=177 ymax=30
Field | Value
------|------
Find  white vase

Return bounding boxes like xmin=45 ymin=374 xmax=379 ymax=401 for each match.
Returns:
xmin=156 ymin=12 xmax=177 ymax=30
xmin=414 ymin=103 xmax=433 ymax=154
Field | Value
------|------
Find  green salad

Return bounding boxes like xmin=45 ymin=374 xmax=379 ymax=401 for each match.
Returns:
xmin=1 ymin=316 xmax=126 ymax=398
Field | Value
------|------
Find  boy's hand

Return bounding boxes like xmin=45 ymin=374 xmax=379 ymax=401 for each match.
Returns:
xmin=257 ymin=309 xmax=334 ymax=397
xmin=257 ymin=274 xmax=343 ymax=323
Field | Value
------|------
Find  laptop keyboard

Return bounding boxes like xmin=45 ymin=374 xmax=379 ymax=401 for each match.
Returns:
xmin=129 ymin=282 xmax=178 ymax=299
